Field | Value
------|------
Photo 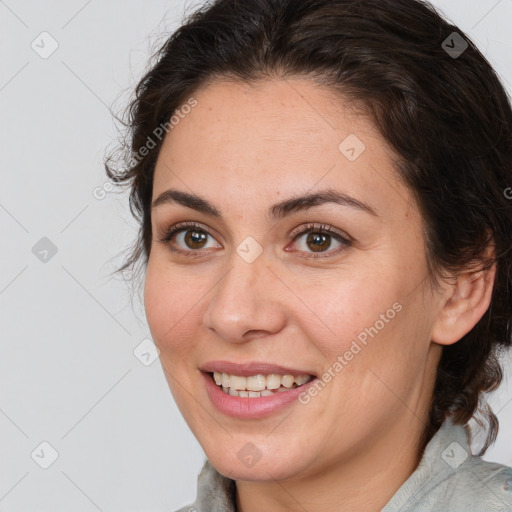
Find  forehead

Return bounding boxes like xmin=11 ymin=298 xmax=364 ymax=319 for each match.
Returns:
xmin=158 ymin=77 xmax=371 ymax=159
xmin=152 ymin=78 xmax=414 ymax=221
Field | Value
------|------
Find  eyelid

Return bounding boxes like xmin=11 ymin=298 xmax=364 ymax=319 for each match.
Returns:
xmin=158 ymin=220 xmax=353 ymax=258
xmin=288 ymin=222 xmax=351 ymax=243
xmin=285 ymin=222 xmax=352 ymax=259
xmin=157 ymin=221 xmax=220 ymax=244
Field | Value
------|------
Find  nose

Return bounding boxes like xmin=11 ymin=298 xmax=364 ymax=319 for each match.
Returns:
xmin=202 ymin=249 xmax=288 ymax=343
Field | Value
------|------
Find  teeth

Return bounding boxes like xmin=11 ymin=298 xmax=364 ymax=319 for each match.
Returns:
xmin=266 ymin=374 xmax=281 ymax=389
xmin=295 ymin=375 xmax=310 ymax=386
xmin=230 ymin=375 xmax=247 ymax=390
xmin=212 ymin=371 xmax=313 ymax=396
xmin=246 ymin=374 xmax=266 ymax=391
xmin=281 ymin=375 xmax=294 ymax=388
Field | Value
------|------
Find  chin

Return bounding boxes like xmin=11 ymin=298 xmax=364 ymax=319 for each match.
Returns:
xmin=206 ymin=445 xmax=309 ymax=483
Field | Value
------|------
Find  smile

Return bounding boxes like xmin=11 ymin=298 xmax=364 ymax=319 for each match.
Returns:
xmin=211 ymin=372 xmax=313 ymax=397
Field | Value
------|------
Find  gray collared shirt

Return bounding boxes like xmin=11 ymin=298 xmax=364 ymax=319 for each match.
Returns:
xmin=174 ymin=419 xmax=512 ymax=511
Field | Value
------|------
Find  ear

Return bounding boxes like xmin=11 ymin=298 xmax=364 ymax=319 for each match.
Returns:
xmin=431 ymin=250 xmax=496 ymax=346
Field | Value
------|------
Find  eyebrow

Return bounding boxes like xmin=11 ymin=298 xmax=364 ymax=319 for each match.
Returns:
xmin=151 ymin=188 xmax=378 ymax=219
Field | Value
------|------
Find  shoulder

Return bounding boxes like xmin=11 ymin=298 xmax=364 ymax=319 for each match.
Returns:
xmin=431 ymin=456 xmax=512 ymax=511
xmin=384 ymin=419 xmax=512 ymax=512
xmin=387 ymin=454 xmax=512 ymax=512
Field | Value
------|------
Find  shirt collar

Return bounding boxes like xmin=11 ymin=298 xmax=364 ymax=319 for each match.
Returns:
xmin=382 ymin=418 xmax=472 ymax=510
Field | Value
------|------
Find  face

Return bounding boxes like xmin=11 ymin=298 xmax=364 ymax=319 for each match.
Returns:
xmin=144 ymin=78 xmax=444 ymax=483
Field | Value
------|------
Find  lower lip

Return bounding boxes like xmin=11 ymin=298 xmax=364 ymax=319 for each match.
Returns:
xmin=202 ymin=372 xmax=318 ymax=419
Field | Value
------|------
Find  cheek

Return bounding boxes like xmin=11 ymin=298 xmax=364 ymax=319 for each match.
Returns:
xmin=143 ymin=258 xmax=197 ymax=354
xmin=293 ymin=269 xmax=400 ymax=360
xmin=143 ymin=261 xmax=168 ymax=342
xmin=294 ymin=265 xmax=429 ymax=408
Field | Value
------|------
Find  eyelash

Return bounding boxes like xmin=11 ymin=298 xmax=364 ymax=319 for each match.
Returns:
xmin=157 ymin=221 xmax=352 ymax=259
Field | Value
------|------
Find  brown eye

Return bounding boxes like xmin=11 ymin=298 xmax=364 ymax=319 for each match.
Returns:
xmin=158 ymin=222 xmax=222 ymax=254
xmin=290 ymin=223 xmax=352 ymax=258
xmin=305 ymin=232 xmax=332 ymax=252
xmin=183 ymin=230 xmax=208 ymax=249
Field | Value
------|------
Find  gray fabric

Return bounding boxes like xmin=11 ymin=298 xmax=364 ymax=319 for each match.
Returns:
xmin=175 ymin=419 xmax=512 ymax=511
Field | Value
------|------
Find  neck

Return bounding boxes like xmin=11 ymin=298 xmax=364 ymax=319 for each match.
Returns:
xmin=235 ymin=414 xmax=429 ymax=512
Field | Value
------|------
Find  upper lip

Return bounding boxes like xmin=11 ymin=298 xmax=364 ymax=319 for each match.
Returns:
xmin=200 ymin=360 xmax=316 ymax=378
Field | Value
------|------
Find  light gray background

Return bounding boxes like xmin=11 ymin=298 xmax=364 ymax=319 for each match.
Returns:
xmin=0 ymin=1 xmax=511 ymax=511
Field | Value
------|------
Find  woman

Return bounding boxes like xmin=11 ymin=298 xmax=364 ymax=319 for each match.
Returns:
xmin=105 ymin=0 xmax=512 ymax=510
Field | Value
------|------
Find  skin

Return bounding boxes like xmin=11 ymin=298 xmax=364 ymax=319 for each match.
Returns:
xmin=144 ymin=78 xmax=496 ymax=512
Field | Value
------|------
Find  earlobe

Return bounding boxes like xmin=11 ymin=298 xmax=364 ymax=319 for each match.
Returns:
xmin=431 ymin=261 xmax=496 ymax=346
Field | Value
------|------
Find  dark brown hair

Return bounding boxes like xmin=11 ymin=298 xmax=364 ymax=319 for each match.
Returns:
xmin=105 ymin=0 xmax=512 ymax=455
